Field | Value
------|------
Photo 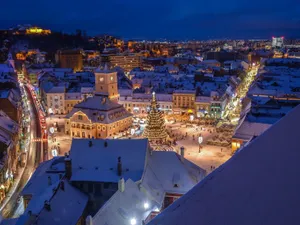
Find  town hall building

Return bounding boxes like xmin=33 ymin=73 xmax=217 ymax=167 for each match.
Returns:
xmin=65 ymin=65 xmax=132 ymax=139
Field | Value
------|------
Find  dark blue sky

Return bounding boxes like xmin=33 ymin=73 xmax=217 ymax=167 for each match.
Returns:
xmin=1 ymin=0 xmax=300 ymax=39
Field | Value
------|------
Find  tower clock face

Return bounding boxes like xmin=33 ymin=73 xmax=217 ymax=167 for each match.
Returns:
xmin=110 ymin=76 xmax=113 ymax=81
xmin=99 ymin=77 xmax=104 ymax=82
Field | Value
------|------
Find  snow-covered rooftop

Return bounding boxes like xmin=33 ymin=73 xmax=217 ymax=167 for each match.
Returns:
xmin=66 ymin=95 xmax=132 ymax=124
xmin=233 ymin=120 xmax=272 ymax=141
xmin=146 ymin=151 xmax=206 ymax=195
xmin=148 ymin=105 xmax=300 ymax=225
xmin=69 ymin=139 xmax=149 ymax=182
xmin=34 ymin=181 xmax=88 ymax=225
xmin=21 ymin=157 xmax=65 ymax=206
xmin=92 ymin=179 xmax=158 ymax=225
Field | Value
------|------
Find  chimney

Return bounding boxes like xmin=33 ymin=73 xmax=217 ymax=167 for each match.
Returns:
xmin=86 ymin=215 xmax=93 ymax=225
xmin=180 ymin=146 xmax=185 ymax=161
xmin=89 ymin=140 xmax=93 ymax=147
xmin=48 ymin=176 xmax=52 ymax=186
xmin=44 ymin=200 xmax=51 ymax=211
xmin=65 ymin=155 xmax=72 ymax=180
xmin=27 ymin=210 xmax=37 ymax=223
xmin=117 ymin=156 xmax=122 ymax=176
xmin=60 ymin=180 xmax=65 ymax=191
xmin=118 ymin=178 xmax=125 ymax=192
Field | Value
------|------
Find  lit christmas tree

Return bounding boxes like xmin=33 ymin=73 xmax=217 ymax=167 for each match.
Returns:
xmin=143 ymin=92 xmax=168 ymax=142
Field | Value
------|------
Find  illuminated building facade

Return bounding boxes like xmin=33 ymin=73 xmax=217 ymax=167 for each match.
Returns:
xmin=172 ymin=90 xmax=196 ymax=114
xmin=65 ymin=65 xmax=132 ymax=139
xmin=272 ymin=37 xmax=284 ymax=48
xmin=56 ymin=49 xmax=83 ymax=72
xmin=25 ymin=26 xmax=51 ymax=35
xmin=110 ymin=54 xmax=141 ymax=72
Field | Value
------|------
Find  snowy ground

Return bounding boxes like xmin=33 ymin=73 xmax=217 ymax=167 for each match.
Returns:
xmin=46 ymin=116 xmax=72 ymax=159
xmin=165 ymin=121 xmax=231 ymax=172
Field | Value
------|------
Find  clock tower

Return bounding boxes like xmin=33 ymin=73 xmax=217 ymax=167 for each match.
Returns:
xmin=95 ymin=63 xmax=119 ymax=102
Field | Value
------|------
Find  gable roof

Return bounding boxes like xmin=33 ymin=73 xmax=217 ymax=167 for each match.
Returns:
xmin=92 ymin=179 xmax=158 ymax=225
xmin=148 ymin=104 xmax=300 ymax=225
xmin=35 ymin=181 xmax=88 ymax=225
xmin=146 ymin=151 xmax=206 ymax=195
xmin=70 ymin=139 xmax=149 ymax=183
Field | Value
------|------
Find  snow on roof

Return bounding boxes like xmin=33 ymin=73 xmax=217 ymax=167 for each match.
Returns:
xmin=70 ymin=139 xmax=149 ymax=182
xmin=146 ymin=151 xmax=206 ymax=195
xmin=0 ymin=90 xmax=9 ymax=98
xmin=92 ymin=179 xmax=158 ymax=225
xmin=66 ymin=95 xmax=132 ymax=124
xmin=21 ymin=157 xmax=65 ymax=198
xmin=195 ymin=96 xmax=211 ymax=103
xmin=76 ymin=95 xmax=118 ymax=110
xmin=34 ymin=181 xmax=88 ymax=225
xmin=201 ymin=59 xmax=220 ymax=64
xmin=233 ymin=120 xmax=272 ymax=141
xmin=65 ymin=92 xmax=81 ymax=100
xmin=148 ymin=105 xmax=300 ymax=225
xmin=0 ymin=110 xmax=18 ymax=135
xmin=47 ymin=86 xmax=65 ymax=94
xmin=0 ymin=218 xmax=17 ymax=225
xmin=173 ymin=90 xmax=195 ymax=94
xmin=0 ymin=64 xmax=14 ymax=73
xmin=0 ymin=129 xmax=12 ymax=146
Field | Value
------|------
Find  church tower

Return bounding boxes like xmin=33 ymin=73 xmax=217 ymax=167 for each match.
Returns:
xmin=94 ymin=63 xmax=119 ymax=102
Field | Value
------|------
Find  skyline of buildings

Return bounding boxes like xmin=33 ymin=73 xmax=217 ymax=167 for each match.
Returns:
xmin=0 ymin=14 xmax=300 ymax=225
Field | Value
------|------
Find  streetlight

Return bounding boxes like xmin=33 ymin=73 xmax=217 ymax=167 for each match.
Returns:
xmin=189 ymin=114 xmax=194 ymax=122
xmin=144 ymin=202 xmax=149 ymax=210
xmin=198 ymin=134 xmax=203 ymax=153
xmin=130 ymin=218 xmax=137 ymax=225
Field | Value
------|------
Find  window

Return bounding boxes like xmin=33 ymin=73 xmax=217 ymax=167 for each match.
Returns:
xmin=78 ymin=115 xmax=83 ymax=120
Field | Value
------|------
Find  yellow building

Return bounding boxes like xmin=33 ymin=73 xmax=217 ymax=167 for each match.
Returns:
xmin=26 ymin=27 xmax=51 ymax=35
xmin=65 ymin=65 xmax=132 ymax=139
xmin=46 ymin=87 xmax=66 ymax=115
xmin=110 ymin=54 xmax=141 ymax=72
xmin=172 ymin=90 xmax=196 ymax=114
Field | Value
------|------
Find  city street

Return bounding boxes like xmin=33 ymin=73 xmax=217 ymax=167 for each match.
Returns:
xmin=223 ymin=65 xmax=259 ymax=122
xmin=0 ymin=84 xmax=42 ymax=218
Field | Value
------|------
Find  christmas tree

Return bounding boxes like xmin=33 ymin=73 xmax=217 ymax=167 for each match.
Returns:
xmin=143 ymin=92 xmax=168 ymax=142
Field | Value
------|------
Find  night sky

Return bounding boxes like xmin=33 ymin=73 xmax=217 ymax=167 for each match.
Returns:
xmin=1 ymin=0 xmax=300 ymax=39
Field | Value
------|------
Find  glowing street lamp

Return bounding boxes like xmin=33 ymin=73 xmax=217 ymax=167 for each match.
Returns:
xmin=189 ymin=114 xmax=194 ymax=121
xmin=144 ymin=202 xmax=149 ymax=210
xmin=130 ymin=128 xmax=135 ymax=136
xmin=198 ymin=134 xmax=203 ymax=153
xmin=130 ymin=218 xmax=137 ymax=225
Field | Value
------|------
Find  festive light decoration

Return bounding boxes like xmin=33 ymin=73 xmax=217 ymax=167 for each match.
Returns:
xmin=143 ymin=92 xmax=168 ymax=141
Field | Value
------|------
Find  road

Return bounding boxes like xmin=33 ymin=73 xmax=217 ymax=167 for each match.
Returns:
xmin=1 ymin=85 xmax=42 ymax=218
xmin=222 ymin=66 xmax=258 ymax=122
